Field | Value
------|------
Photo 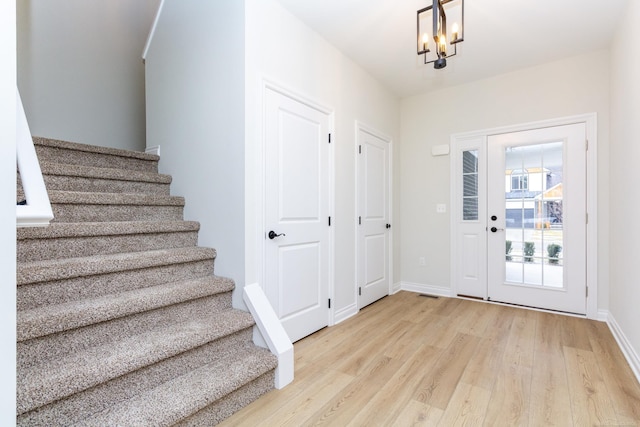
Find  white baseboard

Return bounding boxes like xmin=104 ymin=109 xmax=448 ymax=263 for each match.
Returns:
xmin=400 ymin=281 xmax=453 ymax=298
xmin=597 ymin=309 xmax=609 ymax=322
xmin=606 ymin=312 xmax=640 ymax=383
xmin=334 ymin=303 xmax=358 ymax=325
xmin=391 ymin=281 xmax=402 ymax=294
xmin=145 ymin=145 xmax=160 ymax=156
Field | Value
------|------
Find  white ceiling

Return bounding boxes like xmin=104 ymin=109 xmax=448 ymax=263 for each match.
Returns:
xmin=275 ymin=0 xmax=629 ymax=98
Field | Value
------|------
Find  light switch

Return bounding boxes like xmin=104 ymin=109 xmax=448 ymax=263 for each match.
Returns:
xmin=436 ymin=204 xmax=447 ymax=213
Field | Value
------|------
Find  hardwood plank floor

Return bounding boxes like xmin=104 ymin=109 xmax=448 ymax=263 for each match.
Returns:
xmin=220 ymin=292 xmax=640 ymax=426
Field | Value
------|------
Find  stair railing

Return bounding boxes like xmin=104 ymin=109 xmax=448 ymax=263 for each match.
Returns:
xmin=16 ymin=88 xmax=53 ymax=227
xmin=142 ymin=0 xmax=164 ymax=62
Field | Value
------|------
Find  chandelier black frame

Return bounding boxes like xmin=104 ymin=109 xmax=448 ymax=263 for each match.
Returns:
xmin=417 ymin=0 xmax=465 ymax=69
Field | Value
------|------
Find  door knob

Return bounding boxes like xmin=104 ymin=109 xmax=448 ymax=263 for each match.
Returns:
xmin=268 ymin=230 xmax=286 ymax=239
xmin=490 ymin=227 xmax=504 ymax=232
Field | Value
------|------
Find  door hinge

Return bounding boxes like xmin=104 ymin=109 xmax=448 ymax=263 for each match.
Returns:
xmin=586 ymin=286 xmax=589 ymax=297
xmin=329 ymin=133 xmax=332 ymax=144
xmin=359 ymin=287 xmax=362 ymax=296
xmin=328 ymin=298 xmax=331 ymax=308
xmin=328 ymin=216 xmax=331 ymax=226
xmin=585 ymin=139 xmax=589 ymax=151
xmin=586 ymin=213 xmax=589 ymax=224
xmin=358 ymin=216 xmax=361 ymax=225
xmin=358 ymin=145 xmax=362 ymax=154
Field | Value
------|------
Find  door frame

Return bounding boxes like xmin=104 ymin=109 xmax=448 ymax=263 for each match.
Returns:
xmin=450 ymin=113 xmax=598 ymax=319
xmin=257 ymin=79 xmax=336 ymax=327
xmin=355 ymin=121 xmax=393 ymax=309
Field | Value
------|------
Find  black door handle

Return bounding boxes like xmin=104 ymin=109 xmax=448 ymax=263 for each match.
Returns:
xmin=268 ymin=230 xmax=286 ymax=239
xmin=490 ymin=227 xmax=504 ymax=232
xmin=386 ymin=224 xmax=391 ymax=229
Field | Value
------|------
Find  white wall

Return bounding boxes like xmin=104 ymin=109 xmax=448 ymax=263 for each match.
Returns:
xmin=609 ymin=0 xmax=640 ymax=362
xmin=245 ymin=0 xmax=401 ymax=320
xmin=400 ymin=50 xmax=610 ymax=311
xmin=145 ymin=0 xmax=246 ymax=308
xmin=0 ymin=0 xmax=17 ymax=422
xmin=17 ymin=0 xmax=159 ymax=151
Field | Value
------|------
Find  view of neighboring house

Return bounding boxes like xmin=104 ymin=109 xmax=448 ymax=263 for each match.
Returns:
xmin=505 ymin=167 xmax=563 ymax=229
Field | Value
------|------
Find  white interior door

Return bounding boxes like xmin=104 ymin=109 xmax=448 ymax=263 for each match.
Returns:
xmin=357 ymin=126 xmax=391 ymax=308
xmin=487 ymin=124 xmax=587 ymax=314
xmin=264 ymin=88 xmax=331 ymax=342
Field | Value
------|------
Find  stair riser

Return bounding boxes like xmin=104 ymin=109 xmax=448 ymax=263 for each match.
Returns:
xmin=18 ymin=260 xmax=215 ymax=311
xmin=44 ymin=174 xmax=171 ymax=195
xmin=17 ymin=328 xmax=255 ymax=424
xmin=35 ymin=145 xmax=158 ymax=173
xmin=19 ymin=290 xmax=234 ymax=368
xmin=51 ymin=203 xmax=184 ymax=222
xmin=18 ymin=231 xmax=198 ymax=262
xmin=176 ymin=371 xmax=275 ymax=427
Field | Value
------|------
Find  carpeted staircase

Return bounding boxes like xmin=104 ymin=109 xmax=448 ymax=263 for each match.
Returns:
xmin=16 ymin=137 xmax=277 ymax=426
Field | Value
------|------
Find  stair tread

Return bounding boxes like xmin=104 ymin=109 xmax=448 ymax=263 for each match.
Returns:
xmin=17 ymin=220 xmax=200 ymax=240
xmin=17 ymin=310 xmax=257 ymax=415
xmin=48 ymin=190 xmax=185 ymax=206
xmin=18 ymin=275 xmax=234 ymax=342
xmin=40 ymin=161 xmax=172 ymax=184
xmin=33 ymin=137 xmax=159 ymax=162
xmin=74 ymin=346 xmax=277 ymax=427
xmin=17 ymin=247 xmax=216 ymax=285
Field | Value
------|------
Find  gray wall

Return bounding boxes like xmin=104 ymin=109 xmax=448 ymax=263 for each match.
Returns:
xmin=609 ymin=0 xmax=640 ymax=364
xmin=145 ymin=0 xmax=246 ymax=308
xmin=17 ymin=0 xmax=159 ymax=151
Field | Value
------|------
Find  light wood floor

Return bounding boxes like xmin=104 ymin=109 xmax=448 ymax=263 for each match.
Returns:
xmin=221 ymin=291 xmax=640 ymax=426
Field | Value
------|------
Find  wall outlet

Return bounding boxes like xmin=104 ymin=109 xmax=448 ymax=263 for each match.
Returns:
xmin=436 ymin=203 xmax=447 ymax=213
xmin=419 ymin=257 xmax=426 ymax=266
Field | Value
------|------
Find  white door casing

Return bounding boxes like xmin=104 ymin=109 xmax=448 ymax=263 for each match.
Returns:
xmin=357 ymin=124 xmax=392 ymax=308
xmin=264 ymin=87 xmax=332 ymax=342
xmin=451 ymin=114 xmax=598 ymax=318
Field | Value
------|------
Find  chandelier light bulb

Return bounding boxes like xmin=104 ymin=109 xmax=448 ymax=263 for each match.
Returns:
xmin=452 ymin=23 xmax=459 ymax=41
xmin=422 ymin=32 xmax=429 ymax=51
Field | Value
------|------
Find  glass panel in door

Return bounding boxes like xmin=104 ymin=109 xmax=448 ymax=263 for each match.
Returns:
xmin=504 ymin=142 xmax=564 ymax=289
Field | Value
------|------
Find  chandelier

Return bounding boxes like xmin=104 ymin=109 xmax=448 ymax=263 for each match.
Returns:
xmin=417 ymin=0 xmax=464 ymax=69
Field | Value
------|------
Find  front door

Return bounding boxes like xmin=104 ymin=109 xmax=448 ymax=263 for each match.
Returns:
xmin=357 ymin=126 xmax=391 ymax=308
xmin=486 ymin=124 xmax=587 ymax=314
xmin=264 ymin=87 xmax=331 ymax=342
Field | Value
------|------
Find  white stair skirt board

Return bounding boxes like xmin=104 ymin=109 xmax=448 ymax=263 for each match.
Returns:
xmin=607 ymin=312 xmax=640 ymax=384
xmin=243 ymin=283 xmax=294 ymax=389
